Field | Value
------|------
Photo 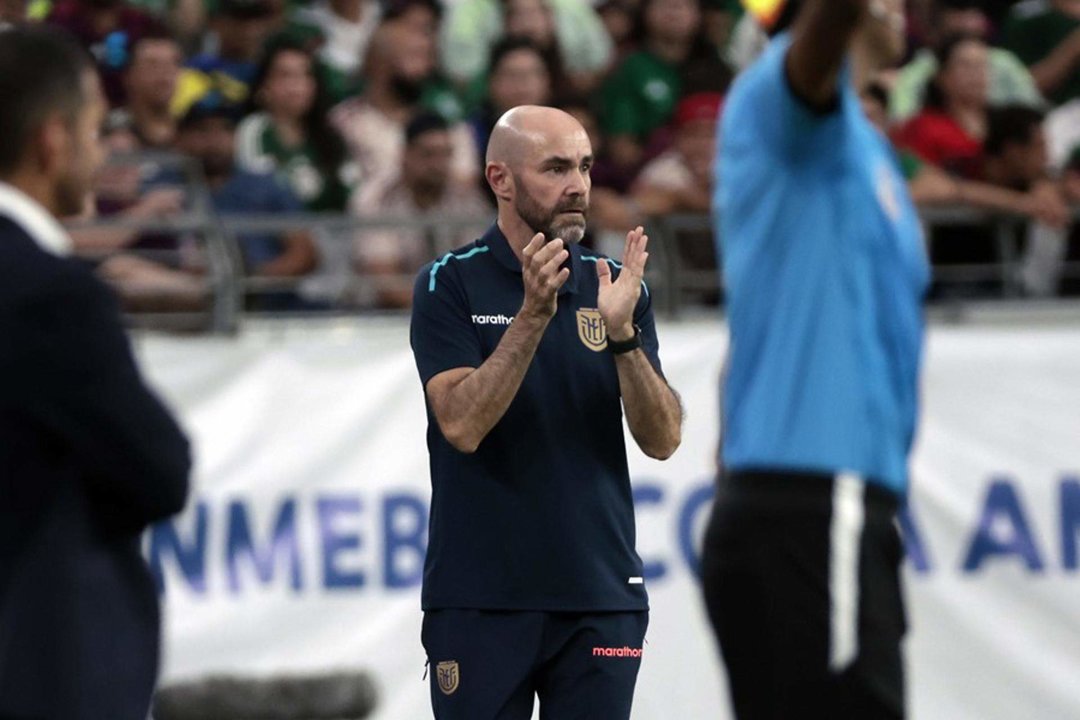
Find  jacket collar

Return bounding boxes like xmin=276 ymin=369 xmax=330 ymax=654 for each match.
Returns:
xmin=0 ymin=182 xmax=72 ymax=257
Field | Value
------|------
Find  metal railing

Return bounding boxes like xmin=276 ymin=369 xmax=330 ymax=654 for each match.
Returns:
xmin=70 ymin=153 xmax=1080 ymax=333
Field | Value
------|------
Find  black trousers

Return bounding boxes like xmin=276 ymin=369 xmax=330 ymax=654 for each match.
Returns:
xmin=701 ymin=470 xmax=907 ymax=720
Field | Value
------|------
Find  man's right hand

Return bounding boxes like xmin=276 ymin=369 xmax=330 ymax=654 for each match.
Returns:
xmin=520 ymin=233 xmax=570 ymax=320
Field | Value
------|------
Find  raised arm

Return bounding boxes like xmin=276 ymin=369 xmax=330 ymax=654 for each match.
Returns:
xmin=424 ymin=234 xmax=569 ymax=454
xmin=597 ymin=227 xmax=682 ymax=460
xmin=785 ymin=0 xmax=868 ymax=108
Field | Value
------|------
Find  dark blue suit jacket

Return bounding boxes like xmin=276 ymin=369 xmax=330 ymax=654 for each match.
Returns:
xmin=0 ymin=216 xmax=191 ymax=719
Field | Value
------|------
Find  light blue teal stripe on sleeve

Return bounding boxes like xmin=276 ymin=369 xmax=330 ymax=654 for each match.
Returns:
xmin=429 ymin=246 xmax=491 ymax=291
xmin=580 ymin=254 xmax=650 ymax=298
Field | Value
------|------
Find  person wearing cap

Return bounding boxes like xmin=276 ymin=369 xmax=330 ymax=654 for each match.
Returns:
xmin=122 ymin=30 xmax=184 ymax=149
xmin=702 ymin=1 xmax=924 ymax=718
xmin=171 ymin=0 xmax=279 ymax=117
xmin=176 ymin=95 xmax=318 ymax=308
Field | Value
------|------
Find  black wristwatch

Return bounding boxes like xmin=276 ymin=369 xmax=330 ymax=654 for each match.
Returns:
xmin=608 ymin=325 xmax=642 ymax=355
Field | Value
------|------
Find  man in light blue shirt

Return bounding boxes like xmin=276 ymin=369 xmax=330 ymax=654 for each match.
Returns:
xmin=701 ymin=1 xmax=928 ymax=718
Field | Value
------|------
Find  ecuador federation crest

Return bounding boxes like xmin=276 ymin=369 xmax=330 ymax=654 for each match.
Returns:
xmin=436 ymin=660 xmax=460 ymax=695
xmin=576 ymin=308 xmax=608 ymax=352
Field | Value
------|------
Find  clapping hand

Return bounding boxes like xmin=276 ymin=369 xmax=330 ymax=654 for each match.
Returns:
xmin=520 ymin=233 xmax=570 ymax=320
xmin=597 ymin=226 xmax=648 ymax=342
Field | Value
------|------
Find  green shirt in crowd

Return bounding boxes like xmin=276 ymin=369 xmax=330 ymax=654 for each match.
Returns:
xmin=234 ymin=112 xmax=357 ymax=212
xmin=600 ymin=50 xmax=680 ymax=139
xmin=1004 ymin=1 xmax=1080 ymax=107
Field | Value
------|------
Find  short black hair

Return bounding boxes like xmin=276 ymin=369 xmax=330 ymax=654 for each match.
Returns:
xmin=383 ymin=0 xmax=442 ymax=22
xmin=489 ymin=36 xmax=547 ymax=76
xmin=0 ymin=26 xmax=92 ymax=177
xmin=984 ymin=105 xmax=1045 ymax=157
xmin=405 ymin=111 xmax=449 ymax=145
xmin=125 ymin=29 xmax=181 ymax=71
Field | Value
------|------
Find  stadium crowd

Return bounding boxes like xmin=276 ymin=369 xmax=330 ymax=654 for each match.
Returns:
xmin=2 ymin=0 xmax=1079 ymax=309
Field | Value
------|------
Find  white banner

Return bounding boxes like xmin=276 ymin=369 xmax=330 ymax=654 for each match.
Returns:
xmin=137 ymin=318 xmax=1080 ymax=720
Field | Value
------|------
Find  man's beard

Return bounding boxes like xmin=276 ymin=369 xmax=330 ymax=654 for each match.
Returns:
xmin=55 ymin=170 xmax=89 ymax=218
xmin=514 ymin=181 xmax=588 ymax=245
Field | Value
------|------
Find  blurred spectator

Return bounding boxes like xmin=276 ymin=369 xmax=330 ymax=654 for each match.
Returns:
xmin=597 ymin=0 xmax=635 ymax=65
xmin=893 ymin=33 xmax=990 ymax=177
xmin=872 ymin=85 xmax=1072 ymax=297
xmin=46 ymin=0 xmax=163 ymax=106
xmin=501 ymin=0 xmax=582 ymax=92
xmin=588 ymin=92 xmax=722 ymax=263
xmin=236 ymin=39 xmax=357 ymax=211
xmin=599 ymin=0 xmax=731 ymax=175
xmin=866 ymin=86 xmax=1070 ymax=231
xmin=467 ymin=38 xmax=553 ymax=168
xmin=122 ymin=31 xmax=182 ymax=149
xmin=176 ymin=99 xmax=318 ymax=306
xmin=331 ymin=0 xmax=479 ymax=210
xmin=980 ymin=106 xmax=1056 ymax=192
xmin=702 ymin=0 xmax=742 ymax=55
xmin=439 ymin=0 xmax=612 ymax=92
xmin=632 ymin=92 xmax=721 ymax=216
xmin=1003 ymin=0 xmax=1080 ymax=107
xmin=287 ymin=0 xmax=380 ymax=97
xmin=351 ymin=112 xmax=491 ymax=308
xmin=890 ymin=0 xmax=1043 ymax=122
xmin=981 ymin=105 xmax=1072 ymax=296
xmin=633 ymin=90 xmax=722 ymax=302
xmin=70 ymin=113 xmax=204 ymax=309
xmin=172 ymin=0 xmax=278 ymax=117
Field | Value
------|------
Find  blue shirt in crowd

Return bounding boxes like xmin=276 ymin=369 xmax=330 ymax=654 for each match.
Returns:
xmin=212 ymin=169 xmax=301 ymax=271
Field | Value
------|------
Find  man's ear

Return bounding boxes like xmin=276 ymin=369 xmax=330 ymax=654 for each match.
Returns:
xmin=485 ymin=161 xmax=514 ymax=203
xmin=35 ymin=113 xmax=71 ymax=177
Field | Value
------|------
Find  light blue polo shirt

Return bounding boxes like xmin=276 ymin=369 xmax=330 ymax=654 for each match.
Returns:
xmin=714 ymin=34 xmax=930 ymax=495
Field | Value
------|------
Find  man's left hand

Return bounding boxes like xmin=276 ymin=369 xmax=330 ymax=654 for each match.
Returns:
xmin=597 ymin=226 xmax=649 ymax=342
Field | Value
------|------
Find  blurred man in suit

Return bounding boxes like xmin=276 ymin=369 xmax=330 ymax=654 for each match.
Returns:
xmin=0 ymin=26 xmax=192 ymax=720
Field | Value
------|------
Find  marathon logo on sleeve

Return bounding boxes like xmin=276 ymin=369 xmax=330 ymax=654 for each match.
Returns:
xmin=471 ymin=314 xmax=514 ymax=326
xmin=592 ymin=646 xmax=644 ymax=658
